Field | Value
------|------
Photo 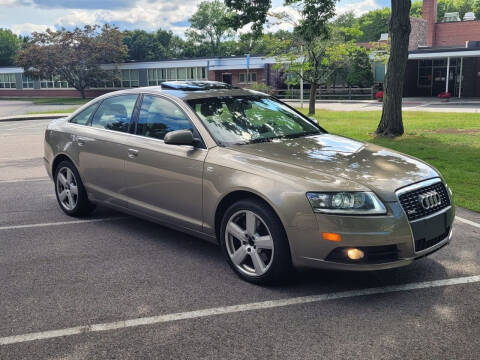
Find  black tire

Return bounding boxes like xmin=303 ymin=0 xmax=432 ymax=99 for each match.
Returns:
xmin=54 ymin=160 xmax=95 ymax=217
xmin=219 ymin=198 xmax=292 ymax=285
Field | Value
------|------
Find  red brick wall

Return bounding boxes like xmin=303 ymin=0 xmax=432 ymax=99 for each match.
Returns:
xmin=0 ymin=89 xmax=116 ymax=98
xmin=434 ymin=21 xmax=480 ymax=47
xmin=423 ymin=0 xmax=437 ymax=47
xmin=422 ymin=0 xmax=480 ymax=48
xmin=208 ymin=69 xmax=265 ymax=87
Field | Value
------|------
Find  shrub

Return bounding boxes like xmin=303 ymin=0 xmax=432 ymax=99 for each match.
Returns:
xmin=437 ymin=92 xmax=451 ymax=99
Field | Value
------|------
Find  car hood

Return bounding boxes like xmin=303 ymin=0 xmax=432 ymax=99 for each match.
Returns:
xmin=229 ymin=134 xmax=439 ymax=202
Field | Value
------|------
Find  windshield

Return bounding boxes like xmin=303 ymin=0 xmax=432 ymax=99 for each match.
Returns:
xmin=186 ymin=95 xmax=322 ymax=145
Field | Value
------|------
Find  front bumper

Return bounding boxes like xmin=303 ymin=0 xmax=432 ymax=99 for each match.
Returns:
xmin=288 ymin=201 xmax=455 ymax=271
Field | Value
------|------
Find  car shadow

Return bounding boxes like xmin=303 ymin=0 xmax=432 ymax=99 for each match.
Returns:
xmin=93 ymin=207 xmax=453 ymax=298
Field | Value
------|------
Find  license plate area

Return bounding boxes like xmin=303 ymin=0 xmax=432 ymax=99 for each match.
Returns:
xmin=410 ymin=212 xmax=449 ymax=252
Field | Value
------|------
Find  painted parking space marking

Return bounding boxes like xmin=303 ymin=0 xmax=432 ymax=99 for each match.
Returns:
xmin=1 ymin=275 xmax=479 ymax=346
xmin=0 ymin=178 xmax=50 ymax=184
xmin=0 ymin=217 xmax=126 ymax=231
xmin=456 ymin=216 xmax=480 ymax=229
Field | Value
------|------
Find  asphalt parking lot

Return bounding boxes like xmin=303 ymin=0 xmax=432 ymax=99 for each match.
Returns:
xmin=1 ymin=119 xmax=480 ymax=359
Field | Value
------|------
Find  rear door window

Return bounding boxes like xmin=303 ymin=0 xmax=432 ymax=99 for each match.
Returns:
xmin=91 ymin=95 xmax=138 ymax=133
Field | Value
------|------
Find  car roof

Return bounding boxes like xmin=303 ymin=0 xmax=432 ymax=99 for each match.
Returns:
xmin=104 ymin=81 xmax=262 ymax=101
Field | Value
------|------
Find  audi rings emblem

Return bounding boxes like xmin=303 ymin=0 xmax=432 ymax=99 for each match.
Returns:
xmin=418 ymin=191 xmax=442 ymax=210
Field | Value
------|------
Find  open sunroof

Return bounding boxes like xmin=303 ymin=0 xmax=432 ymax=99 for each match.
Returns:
xmin=161 ymin=81 xmax=237 ymax=91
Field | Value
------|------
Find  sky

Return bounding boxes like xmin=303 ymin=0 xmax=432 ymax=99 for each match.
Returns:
xmin=0 ymin=0 xmax=391 ymax=36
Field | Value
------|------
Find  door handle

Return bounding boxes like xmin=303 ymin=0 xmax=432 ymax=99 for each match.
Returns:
xmin=127 ymin=148 xmax=139 ymax=159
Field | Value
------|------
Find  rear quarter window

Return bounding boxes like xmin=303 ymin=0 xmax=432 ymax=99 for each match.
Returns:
xmin=70 ymin=103 xmax=98 ymax=125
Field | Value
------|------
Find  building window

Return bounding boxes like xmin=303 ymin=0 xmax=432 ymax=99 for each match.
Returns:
xmin=166 ymin=68 xmax=177 ymax=80
xmin=40 ymin=75 xmax=69 ymax=89
xmin=0 ymin=73 xmax=17 ymax=89
xmin=148 ymin=69 xmax=166 ymax=85
xmin=121 ymin=70 xmax=139 ymax=88
xmin=177 ymin=68 xmax=187 ymax=80
xmin=239 ymin=72 xmax=257 ymax=83
xmin=147 ymin=67 xmax=207 ymax=85
xmin=418 ymin=60 xmax=433 ymax=88
xmin=22 ymin=75 xmax=35 ymax=89
xmin=199 ymin=67 xmax=207 ymax=80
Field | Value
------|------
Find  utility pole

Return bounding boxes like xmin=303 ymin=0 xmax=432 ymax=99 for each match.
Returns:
xmin=246 ymin=53 xmax=250 ymax=85
xmin=300 ymin=45 xmax=304 ymax=108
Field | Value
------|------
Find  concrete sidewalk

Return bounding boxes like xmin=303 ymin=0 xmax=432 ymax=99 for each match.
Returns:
xmin=287 ymin=97 xmax=480 ymax=112
xmin=0 ymin=113 xmax=70 ymax=122
xmin=0 ymin=100 xmax=80 ymax=118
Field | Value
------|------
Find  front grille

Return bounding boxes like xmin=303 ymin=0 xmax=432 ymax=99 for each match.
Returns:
xmin=415 ymin=227 xmax=450 ymax=252
xmin=326 ymin=245 xmax=399 ymax=264
xmin=399 ymin=182 xmax=450 ymax=221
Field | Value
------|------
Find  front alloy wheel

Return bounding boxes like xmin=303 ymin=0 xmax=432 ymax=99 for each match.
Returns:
xmin=225 ymin=210 xmax=274 ymax=277
xmin=220 ymin=199 xmax=292 ymax=284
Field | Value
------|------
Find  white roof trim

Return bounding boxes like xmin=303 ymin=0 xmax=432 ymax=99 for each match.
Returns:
xmin=409 ymin=49 xmax=480 ymax=59
xmin=0 ymin=67 xmax=24 ymax=74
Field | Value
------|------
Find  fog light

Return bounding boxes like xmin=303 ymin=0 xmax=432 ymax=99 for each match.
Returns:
xmin=347 ymin=248 xmax=364 ymax=260
xmin=322 ymin=232 xmax=342 ymax=242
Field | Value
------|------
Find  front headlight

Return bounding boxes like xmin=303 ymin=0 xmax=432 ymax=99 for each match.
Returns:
xmin=306 ymin=192 xmax=387 ymax=215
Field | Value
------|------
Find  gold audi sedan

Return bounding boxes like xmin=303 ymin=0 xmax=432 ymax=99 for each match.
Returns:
xmin=44 ymin=81 xmax=454 ymax=284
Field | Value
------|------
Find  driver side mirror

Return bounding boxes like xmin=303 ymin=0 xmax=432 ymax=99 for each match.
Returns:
xmin=164 ymin=130 xmax=194 ymax=146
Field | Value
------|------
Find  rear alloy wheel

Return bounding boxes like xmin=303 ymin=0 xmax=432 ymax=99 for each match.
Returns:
xmin=54 ymin=160 xmax=95 ymax=217
xmin=220 ymin=199 xmax=292 ymax=284
xmin=56 ymin=166 xmax=79 ymax=211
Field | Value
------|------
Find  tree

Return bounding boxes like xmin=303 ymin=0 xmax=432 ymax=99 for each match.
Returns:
xmin=187 ymin=0 xmax=235 ymax=56
xmin=455 ymin=0 xmax=475 ymax=19
xmin=357 ymin=8 xmax=391 ymax=42
xmin=0 ymin=28 xmax=21 ymax=66
xmin=17 ymin=25 xmax=127 ymax=98
xmin=226 ymin=0 xmax=337 ymax=115
xmin=474 ymin=0 xmax=480 ymax=19
xmin=376 ymin=0 xmax=412 ymax=136
xmin=345 ymin=47 xmax=373 ymax=87
xmin=437 ymin=0 xmax=457 ymax=20
xmin=123 ymin=29 xmax=185 ymax=61
xmin=123 ymin=29 xmax=156 ymax=61
xmin=410 ymin=0 xmax=423 ymax=17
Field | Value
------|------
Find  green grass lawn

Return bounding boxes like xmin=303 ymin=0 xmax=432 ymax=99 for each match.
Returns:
xmin=298 ymin=109 xmax=480 ymax=212
xmin=27 ymin=107 xmax=78 ymax=115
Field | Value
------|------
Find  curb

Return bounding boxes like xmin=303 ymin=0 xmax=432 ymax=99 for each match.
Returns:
xmin=0 ymin=114 xmax=70 ymax=122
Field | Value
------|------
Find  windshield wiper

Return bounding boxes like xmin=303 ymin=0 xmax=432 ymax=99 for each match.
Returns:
xmin=237 ymin=131 xmax=321 ymax=145
xmin=280 ymin=131 xmax=321 ymax=139
xmin=245 ymin=137 xmax=275 ymax=144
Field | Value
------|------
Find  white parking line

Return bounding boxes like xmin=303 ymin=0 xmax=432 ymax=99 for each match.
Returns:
xmin=456 ymin=216 xmax=480 ymax=229
xmin=0 ymin=217 xmax=126 ymax=231
xmin=1 ymin=275 xmax=479 ymax=346
xmin=0 ymin=178 xmax=50 ymax=184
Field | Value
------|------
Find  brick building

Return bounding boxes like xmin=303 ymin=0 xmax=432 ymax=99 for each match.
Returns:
xmin=404 ymin=0 xmax=480 ymax=97
xmin=0 ymin=56 xmax=279 ymax=98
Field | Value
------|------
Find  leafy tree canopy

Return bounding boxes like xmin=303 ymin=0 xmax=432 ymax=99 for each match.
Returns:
xmin=0 ymin=28 xmax=21 ymax=66
xmin=186 ymin=0 xmax=235 ymax=56
xmin=17 ymin=25 xmax=127 ymax=98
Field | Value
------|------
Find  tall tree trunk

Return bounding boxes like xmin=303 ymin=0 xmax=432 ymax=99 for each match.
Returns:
xmin=309 ymin=83 xmax=318 ymax=115
xmin=79 ymin=87 xmax=86 ymax=99
xmin=376 ymin=0 xmax=412 ymax=137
